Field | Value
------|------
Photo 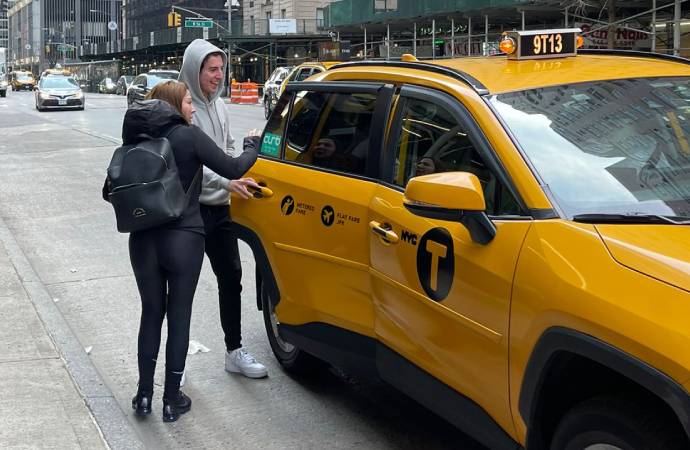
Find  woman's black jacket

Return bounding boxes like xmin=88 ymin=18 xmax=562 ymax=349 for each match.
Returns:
xmin=103 ymin=99 xmax=259 ymax=233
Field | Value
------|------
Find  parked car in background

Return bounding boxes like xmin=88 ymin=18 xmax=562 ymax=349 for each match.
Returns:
xmin=35 ymin=73 xmax=84 ymax=111
xmin=0 ymin=76 xmax=7 ymax=97
xmin=263 ymin=66 xmax=292 ymax=119
xmin=126 ymin=70 xmax=179 ymax=106
xmin=98 ymin=77 xmax=118 ymax=94
xmin=116 ymin=75 xmax=134 ymax=95
xmin=9 ymin=71 xmax=36 ymax=91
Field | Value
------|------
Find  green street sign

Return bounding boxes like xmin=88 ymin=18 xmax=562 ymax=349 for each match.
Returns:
xmin=56 ymin=44 xmax=71 ymax=52
xmin=434 ymin=39 xmax=445 ymax=45
xmin=185 ymin=19 xmax=213 ymax=28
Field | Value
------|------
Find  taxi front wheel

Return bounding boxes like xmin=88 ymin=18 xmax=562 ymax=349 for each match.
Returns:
xmin=550 ymin=396 xmax=686 ymax=450
xmin=260 ymin=280 xmax=326 ymax=375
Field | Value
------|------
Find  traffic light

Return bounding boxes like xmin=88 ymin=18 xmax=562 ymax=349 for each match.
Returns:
xmin=167 ymin=11 xmax=182 ymax=28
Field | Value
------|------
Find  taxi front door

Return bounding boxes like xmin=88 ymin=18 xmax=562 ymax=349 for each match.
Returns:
xmin=368 ymin=86 xmax=530 ymax=442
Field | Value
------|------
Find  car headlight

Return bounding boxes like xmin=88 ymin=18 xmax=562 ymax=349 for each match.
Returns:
xmin=39 ymin=92 xmax=51 ymax=99
xmin=75 ymin=91 xmax=84 ymax=98
xmin=0 ymin=81 xmax=7 ymax=87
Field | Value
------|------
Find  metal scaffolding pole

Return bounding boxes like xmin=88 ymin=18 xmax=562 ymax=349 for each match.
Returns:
xmin=652 ymin=0 xmax=657 ymax=52
xmin=451 ymin=18 xmax=455 ymax=58
xmin=432 ymin=19 xmax=436 ymax=59
xmin=364 ymin=27 xmax=367 ymax=60
xmin=484 ymin=14 xmax=488 ymax=56
xmin=521 ymin=11 xmax=525 ymax=31
xmin=413 ymin=22 xmax=417 ymax=57
xmin=675 ymin=0 xmax=681 ymax=56
xmin=387 ymin=24 xmax=390 ymax=60
xmin=565 ymin=7 xmax=569 ymax=27
xmin=467 ymin=16 xmax=471 ymax=56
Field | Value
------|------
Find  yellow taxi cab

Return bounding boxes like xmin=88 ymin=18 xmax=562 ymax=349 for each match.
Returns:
xmin=233 ymin=29 xmax=690 ymax=449
xmin=277 ymin=60 xmax=339 ymax=98
xmin=9 ymin=71 xmax=36 ymax=91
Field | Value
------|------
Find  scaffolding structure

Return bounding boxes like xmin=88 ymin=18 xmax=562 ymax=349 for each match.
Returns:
xmin=326 ymin=0 xmax=690 ymax=60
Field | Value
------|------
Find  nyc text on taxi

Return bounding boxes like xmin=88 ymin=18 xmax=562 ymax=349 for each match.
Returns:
xmin=233 ymin=29 xmax=690 ymax=450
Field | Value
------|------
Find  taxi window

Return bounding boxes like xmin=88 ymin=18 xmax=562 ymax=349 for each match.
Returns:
xmin=260 ymin=93 xmax=291 ymax=157
xmin=295 ymin=68 xmax=313 ymax=81
xmin=391 ymin=96 xmax=520 ymax=216
xmin=285 ymin=90 xmax=376 ymax=176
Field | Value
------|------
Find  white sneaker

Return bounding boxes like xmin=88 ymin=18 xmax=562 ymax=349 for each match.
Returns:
xmin=225 ymin=348 xmax=268 ymax=378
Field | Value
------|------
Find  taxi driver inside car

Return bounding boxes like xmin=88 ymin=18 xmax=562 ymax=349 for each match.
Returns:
xmin=234 ymin=27 xmax=690 ymax=450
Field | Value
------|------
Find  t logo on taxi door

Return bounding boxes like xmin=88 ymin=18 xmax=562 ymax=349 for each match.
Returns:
xmin=416 ymin=228 xmax=454 ymax=302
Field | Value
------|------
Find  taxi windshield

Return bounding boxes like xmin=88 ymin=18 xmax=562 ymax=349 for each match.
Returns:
xmin=40 ymin=76 xmax=79 ymax=89
xmin=17 ymin=73 xmax=33 ymax=81
xmin=491 ymin=77 xmax=690 ymax=218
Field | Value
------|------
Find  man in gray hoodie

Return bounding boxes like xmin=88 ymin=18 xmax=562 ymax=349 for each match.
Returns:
xmin=179 ymin=39 xmax=267 ymax=378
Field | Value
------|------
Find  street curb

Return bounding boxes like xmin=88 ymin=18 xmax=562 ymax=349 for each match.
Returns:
xmin=0 ymin=216 xmax=145 ymax=450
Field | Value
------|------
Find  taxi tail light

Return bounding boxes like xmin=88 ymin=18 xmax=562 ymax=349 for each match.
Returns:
xmin=577 ymin=35 xmax=585 ymax=49
xmin=499 ymin=37 xmax=517 ymax=55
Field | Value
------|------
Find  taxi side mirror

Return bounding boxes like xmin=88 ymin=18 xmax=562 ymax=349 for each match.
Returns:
xmin=403 ymin=172 xmax=496 ymax=245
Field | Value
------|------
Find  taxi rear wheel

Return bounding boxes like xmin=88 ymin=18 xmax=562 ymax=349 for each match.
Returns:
xmin=550 ymin=396 xmax=686 ymax=450
xmin=260 ymin=280 xmax=326 ymax=375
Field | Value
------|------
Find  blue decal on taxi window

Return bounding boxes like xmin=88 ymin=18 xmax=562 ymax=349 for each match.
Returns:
xmin=262 ymin=132 xmax=281 ymax=157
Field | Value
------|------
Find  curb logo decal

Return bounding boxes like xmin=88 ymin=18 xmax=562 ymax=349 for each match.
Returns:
xmin=417 ymin=228 xmax=454 ymax=302
xmin=281 ymin=195 xmax=295 ymax=215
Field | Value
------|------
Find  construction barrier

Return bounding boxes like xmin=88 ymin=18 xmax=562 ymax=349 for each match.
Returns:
xmin=240 ymin=82 xmax=259 ymax=104
xmin=230 ymin=82 xmax=241 ymax=104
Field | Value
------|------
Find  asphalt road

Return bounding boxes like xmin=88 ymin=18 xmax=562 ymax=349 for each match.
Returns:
xmin=0 ymin=90 xmax=486 ymax=449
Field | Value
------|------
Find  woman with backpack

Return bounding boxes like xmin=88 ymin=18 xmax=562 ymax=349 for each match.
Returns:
xmin=104 ymin=80 xmax=261 ymax=422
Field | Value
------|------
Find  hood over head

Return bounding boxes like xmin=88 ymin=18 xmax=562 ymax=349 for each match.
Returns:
xmin=121 ymin=99 xmax=187 ymax=145
xmin=178 ymin=39 xmax=227 ymax=105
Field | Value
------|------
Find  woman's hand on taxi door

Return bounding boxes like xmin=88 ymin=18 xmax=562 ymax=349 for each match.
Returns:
xmin=228 ymin=177 xmax=261 ymax=200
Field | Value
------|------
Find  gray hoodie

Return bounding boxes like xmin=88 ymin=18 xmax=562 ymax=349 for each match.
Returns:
xmin=179 ymin=39 xmax=237 ymax=206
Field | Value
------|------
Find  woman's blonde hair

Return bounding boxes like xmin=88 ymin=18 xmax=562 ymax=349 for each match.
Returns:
xmin=145 ymin=80 xmax=189 ymax=122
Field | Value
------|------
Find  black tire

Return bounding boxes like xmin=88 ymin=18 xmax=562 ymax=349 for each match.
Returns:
xmin=264 ymin=97 xmax=271 ymax=119
xmin=0 ymin=91 xmax=5 ymax=98
xmin=260 ymin=279 xmax=326 ymax=375
xmin=550 ymin=396 xmax=687 ymax=450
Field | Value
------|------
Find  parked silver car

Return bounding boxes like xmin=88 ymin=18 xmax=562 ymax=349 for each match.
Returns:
xmin=35 ymin=75 xmax=85 ymax=111
xmin=263 ymin=66 xmax=292 ymax=119
xmin=0 ymin=76 xmax=7 ymax=98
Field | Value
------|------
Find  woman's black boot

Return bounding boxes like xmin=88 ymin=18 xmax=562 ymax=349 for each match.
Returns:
xmin=132 ymin=391 xmax=153 ymax=416
xmin=162 ymin=391 xmax=192 ymax=422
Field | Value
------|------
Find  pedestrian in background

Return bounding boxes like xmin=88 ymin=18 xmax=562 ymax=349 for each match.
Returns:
xmin=179 ymin=39 xmax=268 ymax=378
xmin=106 ymin=80 xmax=260 ymax=422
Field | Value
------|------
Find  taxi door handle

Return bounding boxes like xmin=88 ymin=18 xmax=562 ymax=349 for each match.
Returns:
xmin=369 ymin=221 xmax=399 ymax=244
xmin=247 ymin=184 xmax=274 ymax=199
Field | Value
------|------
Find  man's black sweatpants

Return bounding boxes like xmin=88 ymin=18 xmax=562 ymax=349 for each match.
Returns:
xmin=200 ymin=204 xmax=243 ymax=352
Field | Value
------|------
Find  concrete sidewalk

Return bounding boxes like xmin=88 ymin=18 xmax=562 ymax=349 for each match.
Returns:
xmin=0 ymin=216 xmax=143 ymax=449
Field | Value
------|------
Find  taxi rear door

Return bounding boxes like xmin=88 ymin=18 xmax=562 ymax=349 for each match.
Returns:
xmin=234 ymin=81 xmax=394 ymax=339
xmin=369 ymin=85 xmax=531 ymax=446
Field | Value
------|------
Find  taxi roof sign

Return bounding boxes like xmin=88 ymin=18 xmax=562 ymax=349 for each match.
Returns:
xmin=502 ymin=28 xmax=582 ymax=60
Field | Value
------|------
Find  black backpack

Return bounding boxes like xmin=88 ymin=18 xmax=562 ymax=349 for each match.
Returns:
xmin=103 ymin=127 xmax=201 ymax=233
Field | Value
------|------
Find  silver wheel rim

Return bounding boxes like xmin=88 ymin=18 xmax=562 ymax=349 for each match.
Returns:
xmin=269 ymin=306 xmax=295 ymax=353
xmin=584 ymin=445 xmax=624 ymax=450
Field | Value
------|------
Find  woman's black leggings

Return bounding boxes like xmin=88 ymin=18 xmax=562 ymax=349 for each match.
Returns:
xmin=129 ymin=228 xmax=204 ymax=398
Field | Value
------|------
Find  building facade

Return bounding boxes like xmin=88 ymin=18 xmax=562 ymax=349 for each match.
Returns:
xmin=241 ymin=0 xmax=332 ymax=35
xmin=0 ymin=1 xmax=9 ymax=63
xmin=8 ymin=0 xmax=122 ymax=73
